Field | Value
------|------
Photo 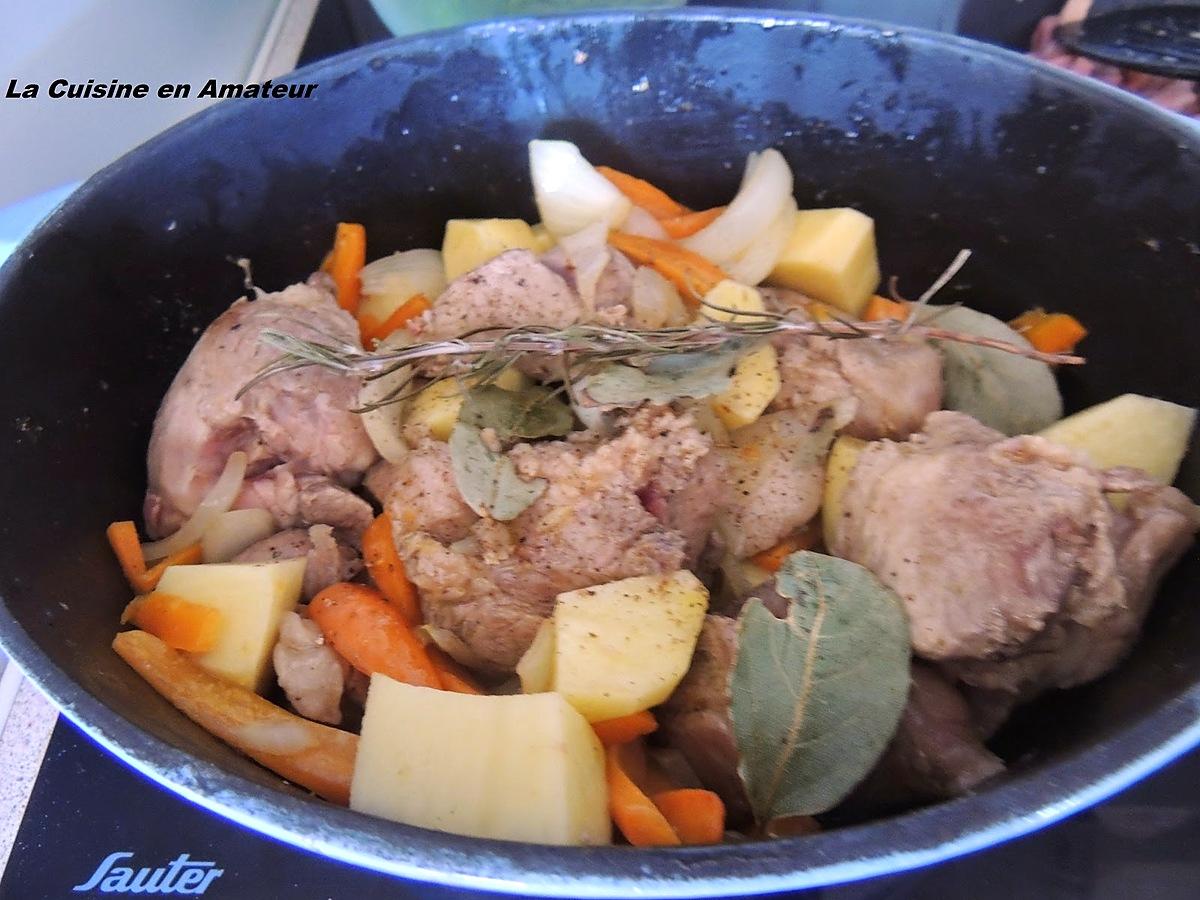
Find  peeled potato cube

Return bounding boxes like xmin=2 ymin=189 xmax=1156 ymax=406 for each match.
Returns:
xmin=767 ymin=208 xmax=880 ymax=316
xmin=699 ymin=279 xmax=766 ymax=323
xmin=553 ymin=570 xmax=708 ymax=722
xmin=822 ymin=434 xmax=868 ymax=550
xmin=442 ymin=219 xmax=539 ymax=281
xmin=405 ymin=368 xmax=528 ymax=441
xmin=711 ymin=344 xmax=781 ymax=430
xmin=1038 ymin=393 xmax=1196 ymax=484
xmin=155 ymin=559 xmax=306 ymax=692
xmin=530 ymin=222 xmax=557 ymax=254
xmin=517 ymin=618 xmax=556 ymax=693
xmin=351 ymin=675 xmax=609 ymax=845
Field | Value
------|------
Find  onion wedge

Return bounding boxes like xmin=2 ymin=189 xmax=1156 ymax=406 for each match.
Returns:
xmin=682 ymin=149 xmax=794 ymax=267
xmin=141 ymin=451 xmax=248 ymax=562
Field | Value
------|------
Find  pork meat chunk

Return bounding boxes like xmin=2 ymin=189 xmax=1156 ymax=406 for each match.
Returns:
xmin=272 ymin=610 xmax=347 ymax=725
xmin=409 ymin=249 xmax=581 ymax=340
xmin=233 ymin=524 xmax=362 ymax=600
xmin=145 ymin=282 xmax=377 ymax=537
xmin=834 ymin=411 xmax=1199 ymax=709
xmin=394 ymin=407 xmax=716 ymax=673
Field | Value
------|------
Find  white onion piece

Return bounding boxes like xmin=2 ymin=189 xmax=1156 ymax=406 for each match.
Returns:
xmin=724 ymin=196 xmax=799 ymax=285
xmin=201 ymin=508 xmax=277 ymax=563
xmin=630 ymin=265 xmax=686 ymax=328
xmin=141 ymin=451 xmax=248 ymax=561
xmin=360 ymin=333 xmax=414 ymax=465
xmin=559 ymin=222 xmax=610 ymax=314
xmin=620 ymin=205 xmax=668 ymax=239
xmin=529 ymin=140 xmax=632 ymax=238
xmin=359 ymin=248 xmax=446 ymax=300
xmin=417 ymin=625 xmax=490 ymax=671
xmin=682 ymin=148 xmax=794 ymax=266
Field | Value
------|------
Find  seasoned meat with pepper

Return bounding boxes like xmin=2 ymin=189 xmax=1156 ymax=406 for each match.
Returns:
xmin=144 ymin=280 xmax=376 ymax=538
xmin=833 ymin=411 xmax=1200 ymax=715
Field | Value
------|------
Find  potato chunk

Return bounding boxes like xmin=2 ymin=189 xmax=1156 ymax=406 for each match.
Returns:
xmin=156 ymin=559 xmax=306 ymax=692
xmin=1038 ymin=393 xmax=1196 ymax=484
xmin=351 ymin=675 xmax=609 ymax=845
xmin=405 ymin=368 xmax=527 ymax=441
xmin=711 ymin=344 xmax=781 ymax=430
xmin=517 ymin=618 xmax=556 ymax=694
xmin=822 ymin=435 xmax=867 ymax=550
xmin=553 ymin=571 xmax=708 ymax=722
xmin=442 ymin=218 xmax=539 ymax=281
xmin=700 ymin=279 xmax=766 ymax=323
xmin=767 ymin=208 xmax=880 ymax=316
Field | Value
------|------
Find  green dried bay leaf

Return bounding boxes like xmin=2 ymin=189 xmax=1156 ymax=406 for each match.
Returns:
xmin=730 ymin=551 xmax=910 ymax=823
xmin=448 ymin=423 xmax=546 ymax=521
xmin=459 ymin=383 xmax=573 ymax=441
xmin=578 ymin=350 xmax=739 ymax=408
xmin=931 ymin=305 xmax=1063 ymax=435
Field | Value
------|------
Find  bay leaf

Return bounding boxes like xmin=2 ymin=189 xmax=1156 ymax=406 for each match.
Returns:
xmin=730 ymin=551 xmax=910 ymax=823
xmin=459 ymin=383 xmax=574 ymax=442
xmin=931 ymin=305 xmax=1063 ymax=435
xmin=448 ymin=423 xmax=547 ymax=521
xmin=578 ymin=349 xmax=739 ymax=407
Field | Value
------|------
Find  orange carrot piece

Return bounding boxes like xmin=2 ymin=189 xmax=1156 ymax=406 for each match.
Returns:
xmin=106 ymin=521 xmax=201 ymax=593
xmin=121 ymin=592 xmax=223 ymax=653
xmin=113 ymin=630 xmax=357 ymax=805
xmin=862 ymin=294 xmax=909 ymax=322
xmin=361 ymin=514 xmax=422 ymax=625
xmin=596 ymin=166 xmax=689 ymax=220
xmin=592 ymin=710 xmax=658 ymax=745
xmin=327 ymin=222 xmax=366 ymax=314
xmin=1008 ymin=307 xmax=1047 ymax=333
xmin=1023 ymin=312 xmax=1088 ymax=354
xmin=426 ymin=646 xmax=484 ymax=694
xmin=607 ymin=232 xmax=728 ymax=305
xmin=309 ymin=583 xmax=443 ymax=689
xmin=659 ymin=206 xmax=725 ymax=239
xmin=651 ymin=789 xmax=726 ymax=845
xmin=358 ymin=293 xmax=432 ymax=348
xmin=750 ymin=523 xmax=821 ymax=573
xmin=606 ymin=744 xmax=681 ymax=847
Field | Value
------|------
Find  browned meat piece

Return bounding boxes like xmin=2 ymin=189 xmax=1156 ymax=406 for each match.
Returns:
xmin=271 ymin=610 xmax=348 ymax=725
xmin=637 ymin=439 xmax=730 ymax=568
xmin=833 ymin=411 xmax=1200 ymax=714
xmin=717 ymin=405 xmax=849 ymax=559
xmin=760 ymin=287 xmax=942 ymax=441
xmin=233 ymin=524 xmax=362 ymax=600
xmin=362 ymin=459 xmax=402 ymax=506
xmin=144 ymin=281 xmax=377 ymax=538
xmin=395 ymin=407 xmax=713 ymax=673
xmin=660 ymin=618 xmax=1000 ymax=827
xmin=841 ymin=663 xmax=1004 ymax=816
xmin=384 ymin=440 xmax=478 ymax=544
xmin=408 ymin=250 xmax=581 ymax=340
xmin=658 ymin=615 xmax=753 ymax=827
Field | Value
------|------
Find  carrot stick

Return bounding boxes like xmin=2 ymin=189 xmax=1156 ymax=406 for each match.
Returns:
xmin=596 ymin=166 xmax=689 ymax=220
xmin=113 ymin=630 xmax=357 ymax=804
xmin=426 ymin=646 xmax=484 ymax=694
xmin=592 ymin=710 xmax=658 ymax=745
xmin=1022 ymin=313 xmax=1088 ymax=354
xmin=106 ymin=521 xmax=201 ymax=593
xmin=660 ymin=206 xmax=725 ymax=239
xmin=862 ymin=294 xmax=908 ymax=322
xmin=750 ymin=523 xmax=822 ymax=573
xmin=361 ymin=514 xmax=421 ymax=624
xmin=309 ymin=583 xmax=443 ymax=689
xmin=606 ymin=744 xmax=681 ymax=847
xmin=359 ymin=293 xmax=432 ymax=349
xmin=607 ymin=232 xmax=728 ymax=305
xmin=121 ymin=593 xmax=222 ymax=653
xmin=651 ymin=789 xmax=726 ymax=845
xmin=327 ymin=222 xmax=366 ymax=314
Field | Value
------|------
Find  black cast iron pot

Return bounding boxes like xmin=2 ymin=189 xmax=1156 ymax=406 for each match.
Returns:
xmin=1 ymin=9 xmax=1198 ymax=897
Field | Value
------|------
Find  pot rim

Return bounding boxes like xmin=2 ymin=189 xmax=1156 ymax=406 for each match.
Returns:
xmin=2 ymin=8 xmax=1199 ymax=896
